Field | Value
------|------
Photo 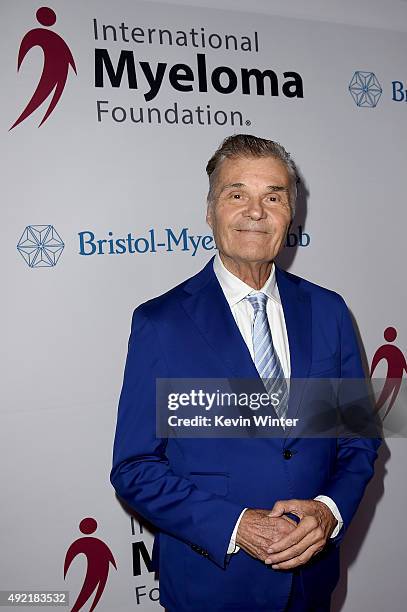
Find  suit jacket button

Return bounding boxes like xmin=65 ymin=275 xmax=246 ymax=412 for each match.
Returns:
xmin=283 ymin=449 xmax=293 ymax=459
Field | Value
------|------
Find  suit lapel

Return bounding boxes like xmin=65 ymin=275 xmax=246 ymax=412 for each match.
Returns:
xmin=275 ymin=266 xmax=312 ymax=441
xmin=275 ymin=266 xmax=312 ymax=380
xmin=181 ymin=257 xmax=259 ymax=380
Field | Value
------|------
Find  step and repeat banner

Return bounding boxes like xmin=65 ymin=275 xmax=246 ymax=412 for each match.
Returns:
xmin=1 ymin=0 xmax=406 ymax=610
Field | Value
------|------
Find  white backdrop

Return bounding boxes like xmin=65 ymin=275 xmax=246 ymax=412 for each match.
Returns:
xmin=1 ymin=0 xmax=406 ymax=610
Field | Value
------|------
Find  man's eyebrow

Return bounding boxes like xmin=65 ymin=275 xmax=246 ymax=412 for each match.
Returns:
xmin=220 ymin=183 xmax=289 ymax=193
xmin=220 ymin=182 xmax=246 ymax=192
xmin=265 ymin=185 xmax=289 ymax=192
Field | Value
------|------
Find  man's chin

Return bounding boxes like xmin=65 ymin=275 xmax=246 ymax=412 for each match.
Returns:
xmin=222 ymin=249 xmax=275 ymax=264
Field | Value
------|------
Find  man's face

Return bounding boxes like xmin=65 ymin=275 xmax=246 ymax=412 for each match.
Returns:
xmin=206 ymin=156 xmax=292 ymax=265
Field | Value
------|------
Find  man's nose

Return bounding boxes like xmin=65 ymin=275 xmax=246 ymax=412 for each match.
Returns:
xmin=244 ymin=196 xmax=266 ymax=220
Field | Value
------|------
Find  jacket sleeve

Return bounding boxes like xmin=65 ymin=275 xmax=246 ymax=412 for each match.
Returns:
xmin=319 ymin=296 xmax=382 ymax=543
xmin=110 ymin=305 xmax=245 ymax=568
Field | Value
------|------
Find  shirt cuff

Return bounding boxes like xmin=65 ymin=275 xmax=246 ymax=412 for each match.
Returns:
xmin=227 ymin=507 xmax=248 ymax=554
xmin=314 ymin=495 xmax=343 ymax=538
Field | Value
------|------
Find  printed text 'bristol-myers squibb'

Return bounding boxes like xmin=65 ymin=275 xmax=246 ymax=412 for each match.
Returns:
xmin=77 ymin=226 xmax=310 ymax=257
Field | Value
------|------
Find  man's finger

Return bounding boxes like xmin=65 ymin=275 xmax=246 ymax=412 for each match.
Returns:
xmin=240 ymin=538 xmax=277 ymax=562
xmin=268 ymin=499 xmax=297 ymax=518
xmin=268 ymin=500 xmax=287 ymax=517
xmin=270 ymin=542 xmax=324 ymax=570
xmin=280 ymin=515 xmax=298 ymax=527
xmin=264 ymin=528 xmax=322 ymax=564
xmin=266 ymin=516 xmax=318 ymax=554
xmin=268 ymin=498 xmax=305 ymax=519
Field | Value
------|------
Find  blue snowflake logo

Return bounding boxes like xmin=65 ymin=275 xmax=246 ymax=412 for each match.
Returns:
xmin=17 ymin=225 xmax=64 ymax=268
xmin=349 ymin=71 xmax=382 ymax=107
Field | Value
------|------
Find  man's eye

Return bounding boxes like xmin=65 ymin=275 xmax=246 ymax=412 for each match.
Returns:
xmin=268 ymin=195 xmax=278 ymax=202
xmin=232 ymin=193 xmax=241 ymax=199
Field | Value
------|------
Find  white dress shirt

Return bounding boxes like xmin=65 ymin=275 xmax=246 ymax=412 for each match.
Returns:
xmin=212 ymin=253 xmax=343 ymax=554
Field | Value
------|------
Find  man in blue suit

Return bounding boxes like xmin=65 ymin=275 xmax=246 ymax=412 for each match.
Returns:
xmin=110 ymin=134 xmax=381 ymax=611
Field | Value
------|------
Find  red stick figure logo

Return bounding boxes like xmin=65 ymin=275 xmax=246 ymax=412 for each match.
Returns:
xmin=10 ymin=7 xmax=77 ymax=130
xmin=370 ymin=326 xmax=407 ymax=419
xmin=64 ymin=518 xmax=117 ymax=612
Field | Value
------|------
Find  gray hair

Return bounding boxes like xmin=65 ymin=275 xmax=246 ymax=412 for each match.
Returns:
xmin=206 ymin=133 xmax=299 ymax=218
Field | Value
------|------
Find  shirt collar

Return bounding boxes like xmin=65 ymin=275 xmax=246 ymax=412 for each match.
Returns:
xmin=213 ymin=252 xmax=281 ymax=308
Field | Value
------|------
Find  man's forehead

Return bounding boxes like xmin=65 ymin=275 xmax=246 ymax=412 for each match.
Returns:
xmin=217 ymin=156 xmax=290 ymax=184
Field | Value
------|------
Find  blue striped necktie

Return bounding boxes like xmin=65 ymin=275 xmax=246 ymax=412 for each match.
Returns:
xmin=246 ymin=292 xmax=289 ymax=420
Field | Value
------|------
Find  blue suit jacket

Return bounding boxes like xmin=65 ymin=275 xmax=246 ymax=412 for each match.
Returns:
xmin=110 ymin=256 xmax=381 ymax=611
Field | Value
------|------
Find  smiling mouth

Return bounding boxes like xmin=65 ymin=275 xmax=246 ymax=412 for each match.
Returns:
xmin=235 ymin=229 xmax=270 ymax=234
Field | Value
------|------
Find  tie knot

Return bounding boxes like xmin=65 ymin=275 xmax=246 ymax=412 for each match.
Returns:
xmin=246 ymin=292 xmax=268 ymax=313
